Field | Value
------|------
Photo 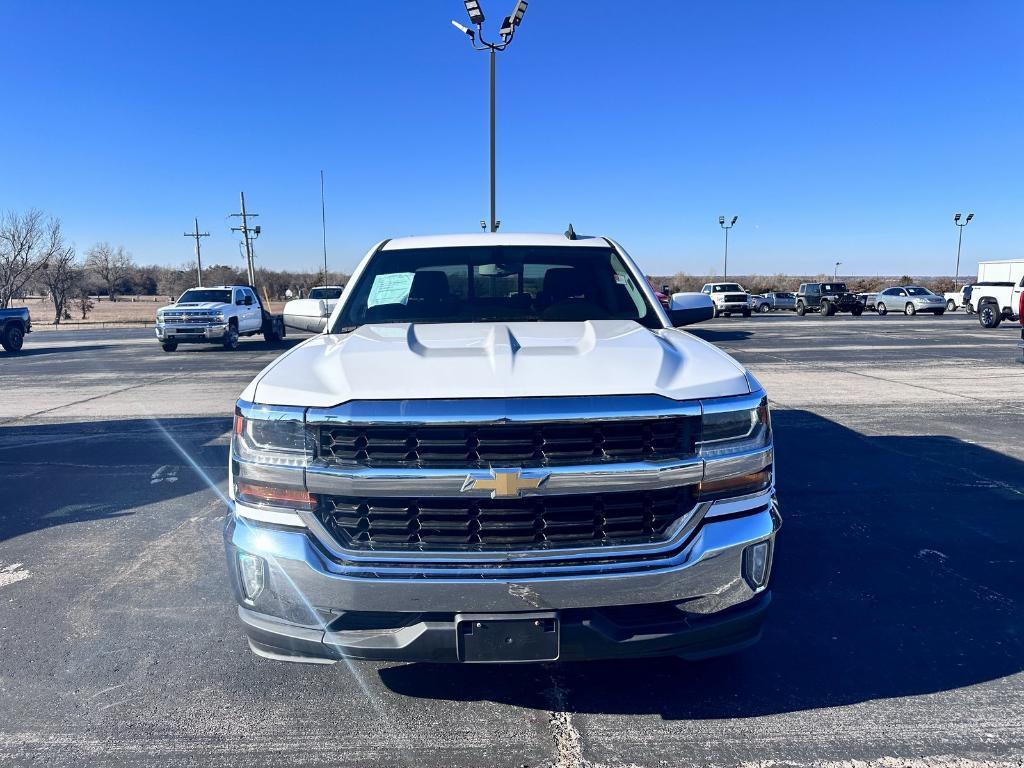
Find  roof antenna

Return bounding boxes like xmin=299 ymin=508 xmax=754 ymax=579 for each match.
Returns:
xmin=565 ymin=223 xmax=577 ymax=240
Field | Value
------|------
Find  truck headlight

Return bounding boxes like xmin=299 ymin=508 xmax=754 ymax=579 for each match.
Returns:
xmin=214 ymin=311 xmax=226 ymax=322
xmin=698 ymin=395 xmax=773 ymax=500
xmin=233 ymin=404 xmax=313 ymax=468
xmin=232 ymin=404 xmax=316 ymax=510
xmin=699 ymin=396 xmax=771 ymax=457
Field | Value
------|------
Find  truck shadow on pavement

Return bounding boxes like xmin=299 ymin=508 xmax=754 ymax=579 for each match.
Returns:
xmin=5 ymin=343 xmax=120 ymax=357
xmin=0 ymin=416 xmax=231 ymax=542
xmin=379 ymin=409 xmax=1024 ymax=718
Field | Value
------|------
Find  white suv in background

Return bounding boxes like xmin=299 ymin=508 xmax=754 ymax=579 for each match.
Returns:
xmin=701 ymin=282 xmax=752 ymax=317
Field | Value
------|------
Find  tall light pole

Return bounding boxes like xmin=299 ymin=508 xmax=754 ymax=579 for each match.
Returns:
xmin=320 ymin=170 xmax=328 ymax=283
xmin=952 ymin=212 xmax=974 ymax=290
xmin=451 ymin=0 xmax=528 ymax=233
xmin=183 ymin=218 xmax=209 ymax=287
xmin=719 ymin=215 xmax=738 ymax=278
xmin=834 ymin=261 xmax=842 ymax=280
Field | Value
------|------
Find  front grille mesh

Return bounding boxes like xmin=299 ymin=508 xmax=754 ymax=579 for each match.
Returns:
xmin=318 ymin=417 xmax=696 ymax=468
xmin=316 ymin=486 xmax=695 ymax=551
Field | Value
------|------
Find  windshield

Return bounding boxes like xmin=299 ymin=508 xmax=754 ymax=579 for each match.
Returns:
xmin=712 ymin=284 xmax=744 ymax=293
xmin=905 ymin=286 xmax=934 ymax=296
xmin=177 ymin=289 xmax=231 ymax=304
xmin=308 ymin=287 xmax=344 ymax=300
xmin=333 ymin=245 xmax=658 ymax=331
xmin=820 ymin=283 xmax=849 ymax=294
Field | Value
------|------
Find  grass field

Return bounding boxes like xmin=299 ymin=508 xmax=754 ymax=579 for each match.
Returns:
xmin=12 ymin=296 xmax=288 ymax=330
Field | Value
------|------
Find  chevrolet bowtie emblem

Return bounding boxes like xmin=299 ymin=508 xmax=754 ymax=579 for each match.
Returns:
xmin=461 ymin=469 xmax=549 ymax=498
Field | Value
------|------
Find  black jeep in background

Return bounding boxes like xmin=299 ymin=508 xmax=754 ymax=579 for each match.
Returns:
xmin=0 ymin=307 xmax=31 ymax=352
xmin=795 ymin=282 xmax=865 ymax=316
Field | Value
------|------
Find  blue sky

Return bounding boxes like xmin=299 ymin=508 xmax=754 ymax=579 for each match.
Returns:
xmin=1 ymin=1 xmax=1021 ymax=277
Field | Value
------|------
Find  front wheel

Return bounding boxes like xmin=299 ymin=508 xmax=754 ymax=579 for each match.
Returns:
xmin=0 ymin=323 xmax=24 ymax=354
xmin=978 ymin=304 xmax=1002 ymax=328
xmin=905 ymin=303 xmax=916 ymax=316
xmin=758 ymin=303 xmax=770 ymax=313
xmin=851 ymin=304 xmax=864 ymax=316
xmin=223 ymin=326 xmax=240 ymax=350
xmin=796 ymin=302 xmax=806 ymax=316
xmin=820 ymin=300 xmax=833 ymax=316
xmin=935 ymin=308 xmax=945 ymax=316
xmin=946 ymin=299 xmax=956 ymax=311
xmin=877 ymin=303 xmax=887 ymax=315
xmin=161 ymin=341 xmax=178 ymax=352
xmin=742 ymin=308 xmax=751 ymax=318
xmin=1 ymin=325 xmax=25 ymax=352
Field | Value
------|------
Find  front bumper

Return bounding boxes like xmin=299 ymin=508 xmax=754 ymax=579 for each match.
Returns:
xmin=223 ymin=490 xmax=781 ymax=663
xmin=716 ymin=303 xmax=749 ymax=313
xmin=155 ymin=322 xmax=229 ymax=342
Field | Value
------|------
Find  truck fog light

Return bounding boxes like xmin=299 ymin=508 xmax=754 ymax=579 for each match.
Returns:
xmin=744 ymin=541 xmax=771 ymax=589
xmin=238 ymin=552 xmax=265 ymax=602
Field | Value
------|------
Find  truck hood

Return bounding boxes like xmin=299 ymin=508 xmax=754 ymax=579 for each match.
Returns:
xmin=248 ymin=320 xmax=753 ymax=408
xmin=157 ymin=303 xmax=230 ymax=311
xmin=159 ymin=302 xmax=228 ymax=312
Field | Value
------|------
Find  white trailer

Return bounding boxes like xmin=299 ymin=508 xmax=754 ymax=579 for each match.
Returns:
xmin=977 ymin=259 xmax=1024 ymax=284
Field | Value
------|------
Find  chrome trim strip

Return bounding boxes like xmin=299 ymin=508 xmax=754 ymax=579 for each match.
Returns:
xmin=703 ymin=446 xmax=773 ymax=481
xmin=700 ymin=389 xmax=767 ymax=415
xmin=307 ymin=394 xmax=702 ymax=425
xmin=305 ymin=455 xmax=704 ymax=497
xmin=234 ymin=500 xmax=307 ymax=528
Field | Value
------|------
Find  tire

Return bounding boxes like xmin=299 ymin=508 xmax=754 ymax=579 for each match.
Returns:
xmin=758 ymin=303 xmax=770 ymax=313
xmin=742 ymin=309 xmax=751 ymax=318
xmin=820 ymin=300 xmax=832 ymax=317
xmin=877 ymin=303 xmax=887 ymax=315
xmin=946 ymin=299 xmax=956 ymax=312
xmin=796 ymin=302 xmax=806 ymax=316
xmin=851 ymin=304 xmax=864 ymax=317
xmin=161 ymin=341 xmax=178 ymax=352
xmin=978 ymin=303 xmax=1002 ymax=328
xmin=935 ymin=308 xmax=945 ymax=316
xmin=905 ymin=303 xmax=916 ymax=316
xmin=264 ymin=327 xmax=280 ymax=343
xmin=1 ymin=324 xmax=25 ymax=352
xmin=223 ymin=325 xmax=240 ymax=350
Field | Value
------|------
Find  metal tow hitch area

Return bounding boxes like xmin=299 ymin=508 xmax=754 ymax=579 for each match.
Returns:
xmin=455 ymin=612 xmax=559 ymax=662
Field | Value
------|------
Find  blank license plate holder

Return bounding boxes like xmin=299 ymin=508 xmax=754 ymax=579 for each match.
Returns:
xmin=455 ymin=612 xmax=559 ymax=663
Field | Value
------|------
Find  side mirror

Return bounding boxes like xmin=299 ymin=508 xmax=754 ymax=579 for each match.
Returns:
xmin=244 ymin=296 xmax=254 ymax=306
xmin=667 ymin=292 xmax=714 ymax=327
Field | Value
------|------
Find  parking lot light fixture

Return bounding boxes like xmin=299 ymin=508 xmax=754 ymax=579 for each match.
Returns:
xmin=464 ymin=0 xmax=485 ymax=24
xmin=834 ymin=261 xmax=842 ymax=280
xmin=450 ymin=1 xmax=528 ymax=233
xmin=719 ymin=215 xmax=738 ymax=278
xmin=953 ymin=211 xmax=974 ymax=290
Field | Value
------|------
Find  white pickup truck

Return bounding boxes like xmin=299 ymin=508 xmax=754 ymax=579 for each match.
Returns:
xmin=223 ymin=232 xmax=779 ymax=665
xmin=282 ymin=285 xmax=345 ymax=333
xmin=973 ymin=260 xmax=1024 ymax=328
xmin=155 ymin=285 xmax=285 ymax=351
xmin=700 ymin=282 xmax=752 ymax=317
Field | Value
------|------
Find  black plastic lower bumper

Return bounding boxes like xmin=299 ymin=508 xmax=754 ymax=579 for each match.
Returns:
xmin=238 ymin=591 xmax=771 ymax=665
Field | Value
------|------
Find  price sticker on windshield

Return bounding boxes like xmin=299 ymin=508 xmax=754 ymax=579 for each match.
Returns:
xmin=367 ymin=272 xmax=415 ymax=308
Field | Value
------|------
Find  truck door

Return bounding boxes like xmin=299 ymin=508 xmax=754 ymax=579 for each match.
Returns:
xmin=243 ymin=288 xmax=262 ymax=332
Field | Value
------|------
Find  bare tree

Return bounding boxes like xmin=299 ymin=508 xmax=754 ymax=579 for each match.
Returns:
xmin=0 ymin=209 xmax=50 ymax=309
xmin=84 ymin=242 xmax=133 ymax=301
xmin=77 ymin=287 xmax=95 ymax=320
xmin=37 ymin=220 xmax=77 ymax=324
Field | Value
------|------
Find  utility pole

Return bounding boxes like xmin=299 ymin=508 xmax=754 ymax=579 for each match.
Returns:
xmin=230 ymin=192 xmax=260 ymax=286
xmin=183 ymin=218 xmax=210 ymax=286
xmin=320 ymin=170 xmax=328 ymax=282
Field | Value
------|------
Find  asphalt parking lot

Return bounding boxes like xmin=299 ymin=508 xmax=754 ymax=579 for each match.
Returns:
xmin=1 ymin=313 xmax=1022 ymax=767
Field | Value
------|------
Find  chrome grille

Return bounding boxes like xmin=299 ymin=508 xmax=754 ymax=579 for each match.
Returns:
xmin=316 ymin=486 xmax=696 ymax=551
xmin=317 ymin=417 xmax=697 ymax=468
xmin=724 ymin=294 xmax=747 ymax=302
